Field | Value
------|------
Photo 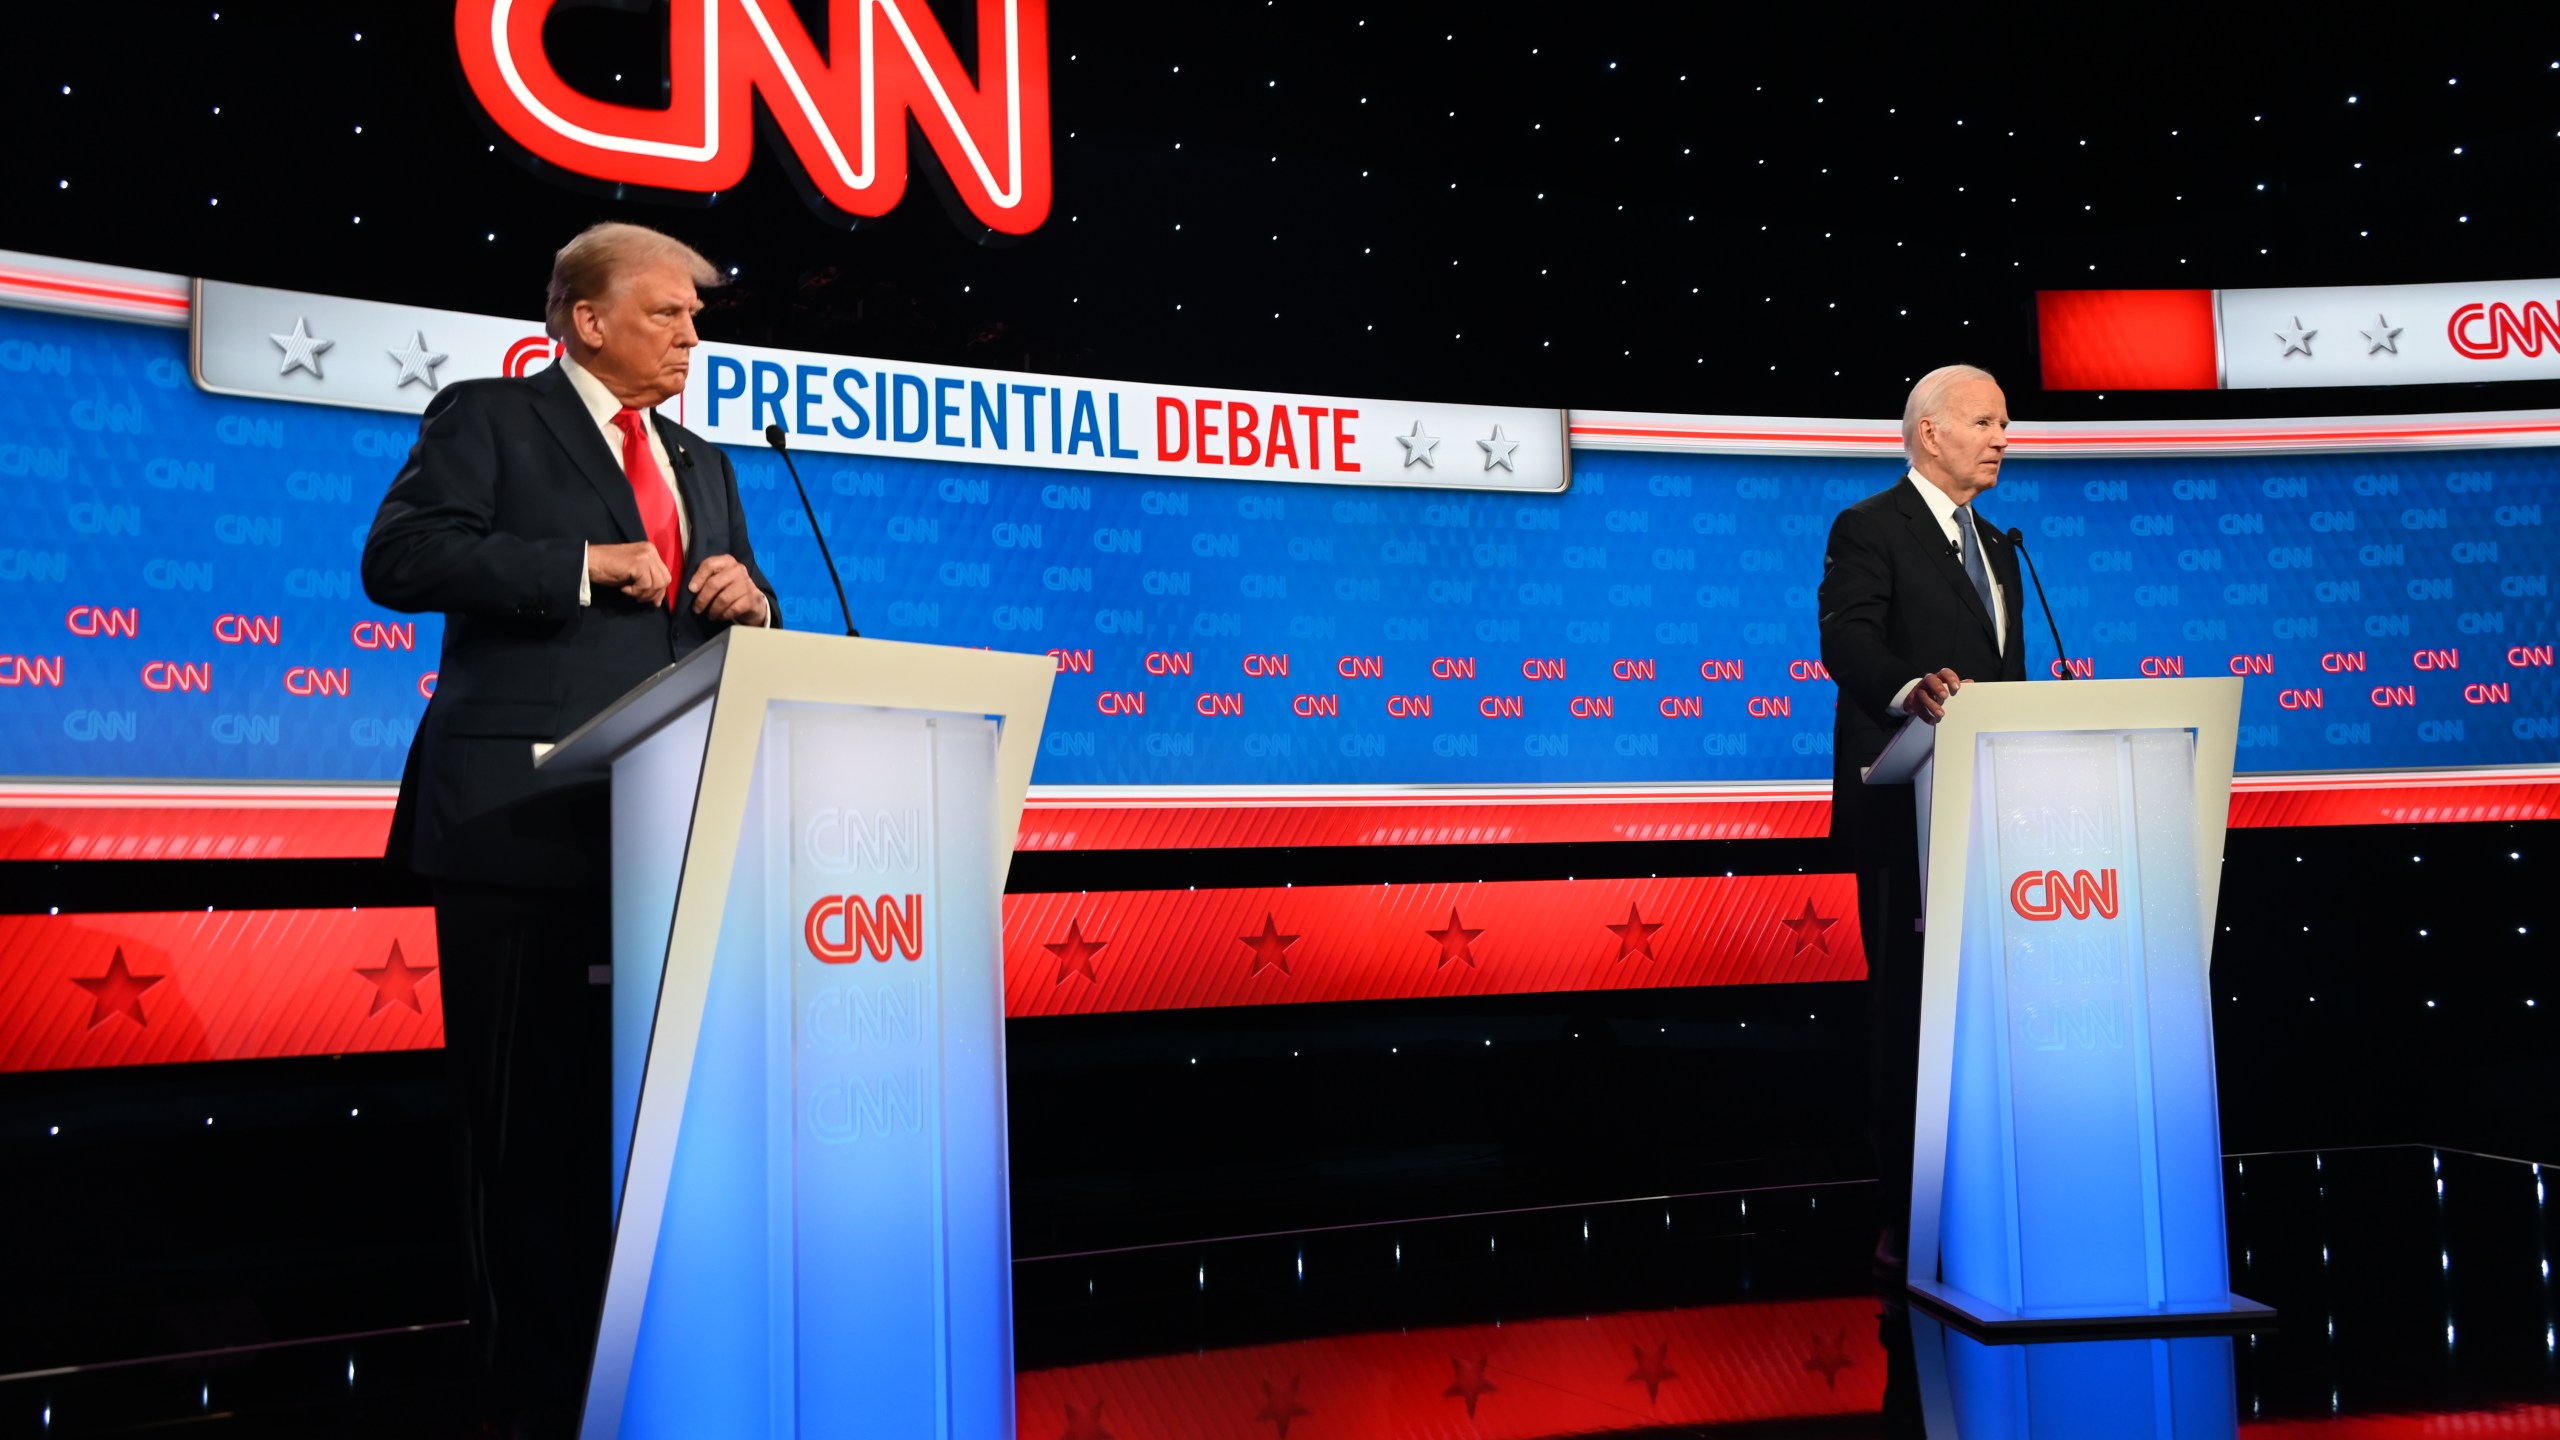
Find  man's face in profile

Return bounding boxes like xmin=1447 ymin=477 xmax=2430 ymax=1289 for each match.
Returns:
xmin=1925 ymin=378 xmax=2009 ymax=495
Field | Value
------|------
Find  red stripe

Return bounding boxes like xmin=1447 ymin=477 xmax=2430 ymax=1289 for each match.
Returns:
xmin=0 ymin=909 xmax=440 ymax=1073
xmin=0 ymin=266 xmax=189 ymax=314
xmin=1004 ymin=874 xmax=1862 ymax=1017
xmin=1018 ymin=795 xmax=1832 ymax=850
xmin=4 ymin=773 xmax=2550 ymax=862
xmin=1013 ymin=1294 xmax=1885 ymax=1438
xmin=2037 ymin=289 xmax=2220 ymax=390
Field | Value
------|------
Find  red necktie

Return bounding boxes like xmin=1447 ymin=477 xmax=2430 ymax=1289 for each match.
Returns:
xmin=611 ymin=408 xmax=683 ymax=609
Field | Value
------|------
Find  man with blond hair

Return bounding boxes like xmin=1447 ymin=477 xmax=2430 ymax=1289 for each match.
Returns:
xmin=1817 ymin=364 xmax=2028 ymax=1275
xmin=365 ymin=222 xmax=778 ymax=1435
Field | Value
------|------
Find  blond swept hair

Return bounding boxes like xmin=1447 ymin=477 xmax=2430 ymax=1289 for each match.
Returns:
xmin=543 ymin=223 xmax=720 ymax=340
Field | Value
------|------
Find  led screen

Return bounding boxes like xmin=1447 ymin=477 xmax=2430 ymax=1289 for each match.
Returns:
xmin=1 ymin=305 xmax=2552 ymax=787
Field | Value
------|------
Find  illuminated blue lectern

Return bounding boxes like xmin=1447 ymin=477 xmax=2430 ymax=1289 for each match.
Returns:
xmin=537 ymin=627 xmax=1054 ymax=1438
xmin=1911 ymin=1312 xmax=2238 ymax=1437
xmin=1866 ymin=678 xmax=2271 ymax=1332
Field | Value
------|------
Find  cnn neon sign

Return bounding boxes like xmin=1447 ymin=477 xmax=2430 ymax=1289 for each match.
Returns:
xmin=454 ymin=0 xmax=1052 ymax=237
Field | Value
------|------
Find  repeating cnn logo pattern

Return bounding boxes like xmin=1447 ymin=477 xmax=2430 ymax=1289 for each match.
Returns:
xmin=2009 ymin=868 xmax=2121 ymax=922
xmin=806 ymin=893 xmax=926 ymax=962
xmin=453 ymin=0 xmax=1053 ymax=236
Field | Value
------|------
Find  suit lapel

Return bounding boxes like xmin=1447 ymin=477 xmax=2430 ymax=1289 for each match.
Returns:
xmin=654 ymin=413 xmax=717 ymax=567
xmin=1897 ymin=480 xmax=1998 ymax=645
xmin=1981 ymin=514 xmax=2025 ymax=637
xmin=531 ymin=364 xmax=646 ymax=544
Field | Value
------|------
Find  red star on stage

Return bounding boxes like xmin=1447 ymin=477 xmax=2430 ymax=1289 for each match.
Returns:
xmin=355 ymin=940 xmax=438 ymax=1015
xmin=1057 ymin=1398 xmax=1112 ymax=1440
xmin=1253 ymin=1376 xmax=1311 ymax=1437
xmin=1804 ymin=1328 xmax=1855 ymax=1389
xmin=1778 ymin=898 xmax=1837 ymax=955
xmin=1241 ymin=915 xmax=1300 ymax=977
xmin=71 ymin=947 xmax=163 ymax=1029
xmin=1424 ymin=909 xmax=1485 ymax=969
xmin=1444 ymin=1354 xmax=1498 ymax=1418
xmin=1045 ymin=919 xmax=1108 ymax=987
xmin=1625 ymin=1341 xmax=1678 ymax=1404
xmin=1606 ymin=904 xmax=1663 ymax=962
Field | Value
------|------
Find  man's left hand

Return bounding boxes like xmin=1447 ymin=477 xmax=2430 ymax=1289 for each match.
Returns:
xmin=688 ymin=555 xmax=767 ymax=625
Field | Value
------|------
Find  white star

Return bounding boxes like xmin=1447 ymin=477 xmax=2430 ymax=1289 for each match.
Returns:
xmin=386 ymin=330 xmax=449 ymax=390
xmin=1476 ymin=424 xmax=1520 ymax=471
xmin=2274 ymin=316 xmax=2317 ymax=359
xmin=270 ymin=317 xmax=335 ymax=378
xmin=2361 ymin=314 xmax=2403 ymax=355
xmin=1395 ymin=420 xmax=1441 ymax=469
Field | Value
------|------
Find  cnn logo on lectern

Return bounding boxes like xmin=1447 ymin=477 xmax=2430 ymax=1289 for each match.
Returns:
xmin=805 ymin=894 xmax=925 ymax=962
xmin=2009 ymin=869 xmax=2122 ymax=922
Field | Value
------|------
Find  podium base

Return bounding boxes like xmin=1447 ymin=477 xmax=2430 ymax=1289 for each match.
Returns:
xmin=1907 ymin=1275 xmax=2277 ymax=1342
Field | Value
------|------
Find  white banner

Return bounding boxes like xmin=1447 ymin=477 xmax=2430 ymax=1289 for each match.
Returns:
xmin=2221 ymin=278 xmax=2560 ymax=389
xmin=189 ymin=279 xmax=1567 ymax=493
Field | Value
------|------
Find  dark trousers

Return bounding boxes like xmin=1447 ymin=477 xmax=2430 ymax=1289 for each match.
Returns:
xmin=433 ymin=880 xmax=613 ymax=1422
xmin=1849 ymin=785 xmax=1926 ymax=1249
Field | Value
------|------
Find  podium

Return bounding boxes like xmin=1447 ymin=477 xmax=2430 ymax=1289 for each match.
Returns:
xmin=534 ymin=627 xmax=1054 ymax=1438
xmin=1910 ymin=1312 xmax=2238 ymax=1437
xmin=1864 ymin=678 xmax=2271 ymax=1333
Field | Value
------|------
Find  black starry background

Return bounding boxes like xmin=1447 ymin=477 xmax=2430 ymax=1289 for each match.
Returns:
xmin=10 ymin=6 xmax=2560 ymax=421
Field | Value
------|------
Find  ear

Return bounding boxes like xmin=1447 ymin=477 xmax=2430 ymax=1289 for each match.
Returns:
xmin=570 ymin=297 xmax=608 ymax=351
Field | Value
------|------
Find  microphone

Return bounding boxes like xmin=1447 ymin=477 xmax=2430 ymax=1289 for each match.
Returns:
xmin=764 ymin=424 xmax=858 ymax=637
xmin=2000 ymin=524 xmax=2073 ymax=679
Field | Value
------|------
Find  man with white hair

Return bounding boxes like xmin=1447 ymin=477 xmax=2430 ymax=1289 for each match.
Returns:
xmin=1817 ymin=364 xmax=2028 ymax=1273
xmin=365 ymin=222 xmax=779 ymax=1435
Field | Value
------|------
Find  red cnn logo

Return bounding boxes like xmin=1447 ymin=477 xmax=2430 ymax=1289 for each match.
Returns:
xmin=805 ymin=893 xmax=925 ymax=962
xmin=453 ymin=0 xmax=1053 ymax=237
xmin=2448 ymin=301 xmax=2560 ymax=360
xmin=2010 ymin=869 xmax=2121 ymax=922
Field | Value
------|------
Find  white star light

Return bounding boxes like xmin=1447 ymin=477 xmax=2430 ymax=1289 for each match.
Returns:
xmin=1477 ymin=425 xmax=1520 ymax=472
xmin=2361 ymin=314 xmax=2404 ymax=355
xmin=387 ymin=331 xmax=449 ymax=390
xmin=2275 ymin=316 xmax=2317 ymax=359
xmin=270 ymin=317 xmax=335 ymax=378
xmin=1395 ymin=420 xmax=1441 ymax=469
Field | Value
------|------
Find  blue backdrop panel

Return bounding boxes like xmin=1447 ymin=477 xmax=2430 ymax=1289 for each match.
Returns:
xmin=1 ymin=306 xmax=2552 ymax=789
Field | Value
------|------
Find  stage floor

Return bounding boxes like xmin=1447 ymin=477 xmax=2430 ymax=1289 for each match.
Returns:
xmin=5 ymin=1144 xmax=2554 ymax=1436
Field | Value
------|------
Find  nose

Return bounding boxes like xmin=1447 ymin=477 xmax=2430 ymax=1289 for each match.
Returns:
xmin=674 ymin=313 xmax=700 ymax=348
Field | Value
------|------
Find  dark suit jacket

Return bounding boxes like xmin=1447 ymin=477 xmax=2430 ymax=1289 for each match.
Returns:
xmin=363 ymin=362 xmax=778 ymax=886
xmin=1818 ymin=472 xmax=2029 ymax=853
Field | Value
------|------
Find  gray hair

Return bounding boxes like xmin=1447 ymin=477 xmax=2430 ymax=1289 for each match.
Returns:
xmin=1901 ymin=364 xmax=1998 ymax=464
xmin=543 ymin=223 xmax=721 ymax=340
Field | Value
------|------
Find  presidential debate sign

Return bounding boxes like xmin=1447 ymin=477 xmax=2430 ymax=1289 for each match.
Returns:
xmin=453 ymin=0 xmax=1053 ymax=237
xmin=0 ymin=251 xmax=2553 ymax=804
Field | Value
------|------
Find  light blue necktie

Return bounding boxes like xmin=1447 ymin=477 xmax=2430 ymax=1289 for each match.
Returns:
xmin=1955 ymin=504 xmax=1996 ymax=633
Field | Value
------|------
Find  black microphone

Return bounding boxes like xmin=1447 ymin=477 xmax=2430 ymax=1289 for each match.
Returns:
xmin=1999 ymin=524 xmax=2073 ymax=679
xmin=764 ymin=424 xmax=858 ymax=637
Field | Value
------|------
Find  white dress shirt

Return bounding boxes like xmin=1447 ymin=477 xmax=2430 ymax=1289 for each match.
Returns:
xmin=562 ymin=356 xmax=766 ymax=625
xmin=1888 ymin=470 xmax=2006 ymax=716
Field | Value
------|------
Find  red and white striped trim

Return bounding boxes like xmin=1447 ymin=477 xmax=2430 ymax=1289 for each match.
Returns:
xmin=0 ymin=251 xmax=188 ymax=326
xmin=1569 ymin=409 xmax=2560 ymax=458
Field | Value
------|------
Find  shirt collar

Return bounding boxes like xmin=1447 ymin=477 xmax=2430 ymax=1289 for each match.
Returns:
xmin=1903 ymin=469 xmax=1967 ymax=533
xmin=559 ymin=353 xmax=639 ymax=430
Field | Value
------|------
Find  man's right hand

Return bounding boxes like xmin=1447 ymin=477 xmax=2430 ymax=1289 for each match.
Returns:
xmin=1901 ymin=668 xmax=1965 ymax=724
xmin=588 ymin=540 xmax=671 ymax=608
